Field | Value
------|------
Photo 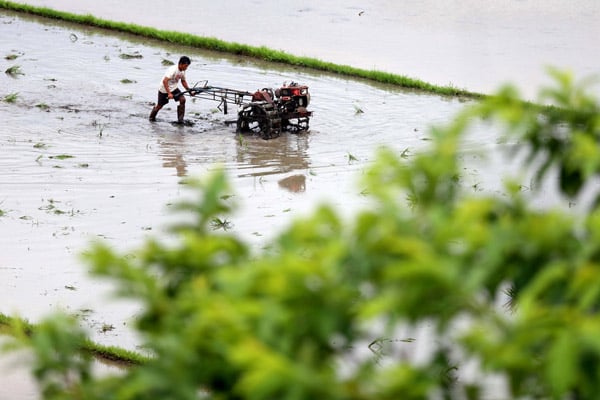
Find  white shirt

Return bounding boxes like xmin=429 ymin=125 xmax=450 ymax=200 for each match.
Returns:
xmin=159 ymin=65 xmax=186 ymax=93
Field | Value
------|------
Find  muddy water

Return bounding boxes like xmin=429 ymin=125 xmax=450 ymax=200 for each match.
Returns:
xmin=14 ymin=0 xmax=600 ymax=100
xmin=1 ymin=11 xmax=475 ymax=348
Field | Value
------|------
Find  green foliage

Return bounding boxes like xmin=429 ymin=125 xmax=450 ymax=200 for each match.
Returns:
xmin=4 ymin=71 xmax=600 ymax=399
xmin=3 ymin=92 xmax=18 ymax=103
xmin=4 ymin=64 xmax=23 ymax=76
xmin=474 ymin=68 xmax=600 ymax=202
xmin=7 ymin=314 xmax=93 ymax=400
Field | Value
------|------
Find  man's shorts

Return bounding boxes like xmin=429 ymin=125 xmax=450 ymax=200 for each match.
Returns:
xmin=157 ymin=88 xmax=183 ymax=106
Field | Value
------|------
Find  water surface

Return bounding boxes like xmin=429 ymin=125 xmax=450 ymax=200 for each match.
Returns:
xmin=14 ymin=0 xmax=600 ymax=99
xmin=0 ymin=3 xmax=590 ymax=397
xmin=1 ymin=12 xmax=473 ymax=349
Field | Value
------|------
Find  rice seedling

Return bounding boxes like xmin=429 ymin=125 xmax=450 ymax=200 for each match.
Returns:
xmin=4 ymin=53 xmax=18 ymax=60
xmin=237 ymin=132 xmax=246 ymax=148
xmin=5 ymin=65 xmax=23 ymax=76
xmin=100 ymin=323 xmax=115 ymax=333
xmin=3 ymin=92 xmax=18 ymax=103
xmin=119 ymin=52 xmax=143 ymax=59
xmin=39 ymin=199 xmax=58 ymax=212
xmin=347 ymin=152 xmax=359 ymax=163
xmin=35 ymin=103 xmax=49 ymax=110
xmin=161 ymin=58 xmax=174 ymax=66
xmin=49 ymin=154 xmax=74 ymax=160
xmin=92 ymin=120 xmax=106 ymax=137
xmin=120 ymin=78 xmax=136 ymax=84
xmin=210 ymin=217 xmax=232 ymax=231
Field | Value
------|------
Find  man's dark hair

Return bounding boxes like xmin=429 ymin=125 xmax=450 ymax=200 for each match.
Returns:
xmin=179 ymin=56 xmax=191 ymax=65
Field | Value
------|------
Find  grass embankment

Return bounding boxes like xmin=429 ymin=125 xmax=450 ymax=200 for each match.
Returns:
xmin=0 ymin=312 xmax=148 ymax=366
xmin=0 ymin=0 xmax=484 ymax=99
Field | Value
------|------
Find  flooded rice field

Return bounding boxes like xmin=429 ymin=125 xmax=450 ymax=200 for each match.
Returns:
xmin=0 ymin=11 xmax=481 ymax=350
xmin=1 ymin=1 xmax=597 ymax=397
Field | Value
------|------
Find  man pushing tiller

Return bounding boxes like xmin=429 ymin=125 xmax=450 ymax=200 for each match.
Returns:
xmin=149 ymin=56 xmax=192 ymax=124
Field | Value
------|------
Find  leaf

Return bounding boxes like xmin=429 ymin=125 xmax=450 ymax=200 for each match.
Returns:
xmin=547 ymin=332 xmax=578 ymax=395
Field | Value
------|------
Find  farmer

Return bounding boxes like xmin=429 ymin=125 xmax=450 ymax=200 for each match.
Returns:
xmin=149 ymin=56 xmax=192 ymax=124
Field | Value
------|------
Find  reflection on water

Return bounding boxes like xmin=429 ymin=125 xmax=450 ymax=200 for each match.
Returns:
xmin=235 ymin=133 xmax=310 ymax=178
xmin=153 ymin=117 xmax=312 ymax=179
xmin=158 ymin=133 xmax=188 ymax=177
xmin=278 ymin=174 xmax=306 ymax=193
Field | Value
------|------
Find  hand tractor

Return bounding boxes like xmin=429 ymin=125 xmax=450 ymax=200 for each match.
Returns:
xmin=183 ymin=81 xmax=312 ymax=139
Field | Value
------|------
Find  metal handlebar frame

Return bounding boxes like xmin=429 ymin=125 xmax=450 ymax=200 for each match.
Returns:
xmin=183 ymin=81 xmax=255 ymax=114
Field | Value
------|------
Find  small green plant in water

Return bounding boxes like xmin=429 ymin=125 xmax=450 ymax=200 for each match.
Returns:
xmin=5 ymin=65 xmax=23 ymax=76
xmin=92 ymin=120 xmax=106 ymax=137
xmin=210 ymin=217 xmax=233 ymax=231
xmin=237 ymin=132 xmax=246 ymax=148
xmin=119 ymin=52 xmax=143 ymax=59
xmin=49 ymin=154 xmax=74 ymax=160
xmin=347 ymin=152 xmax=359 ymax=163
xmin=3 ymin=93 xmax=18 ymax=103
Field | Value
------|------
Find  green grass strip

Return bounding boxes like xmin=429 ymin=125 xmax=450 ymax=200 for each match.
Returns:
xmin=0 ymin=312 xmax=148 ymax=366
xmin=0 ymin=0 xmax=484 ymax=99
